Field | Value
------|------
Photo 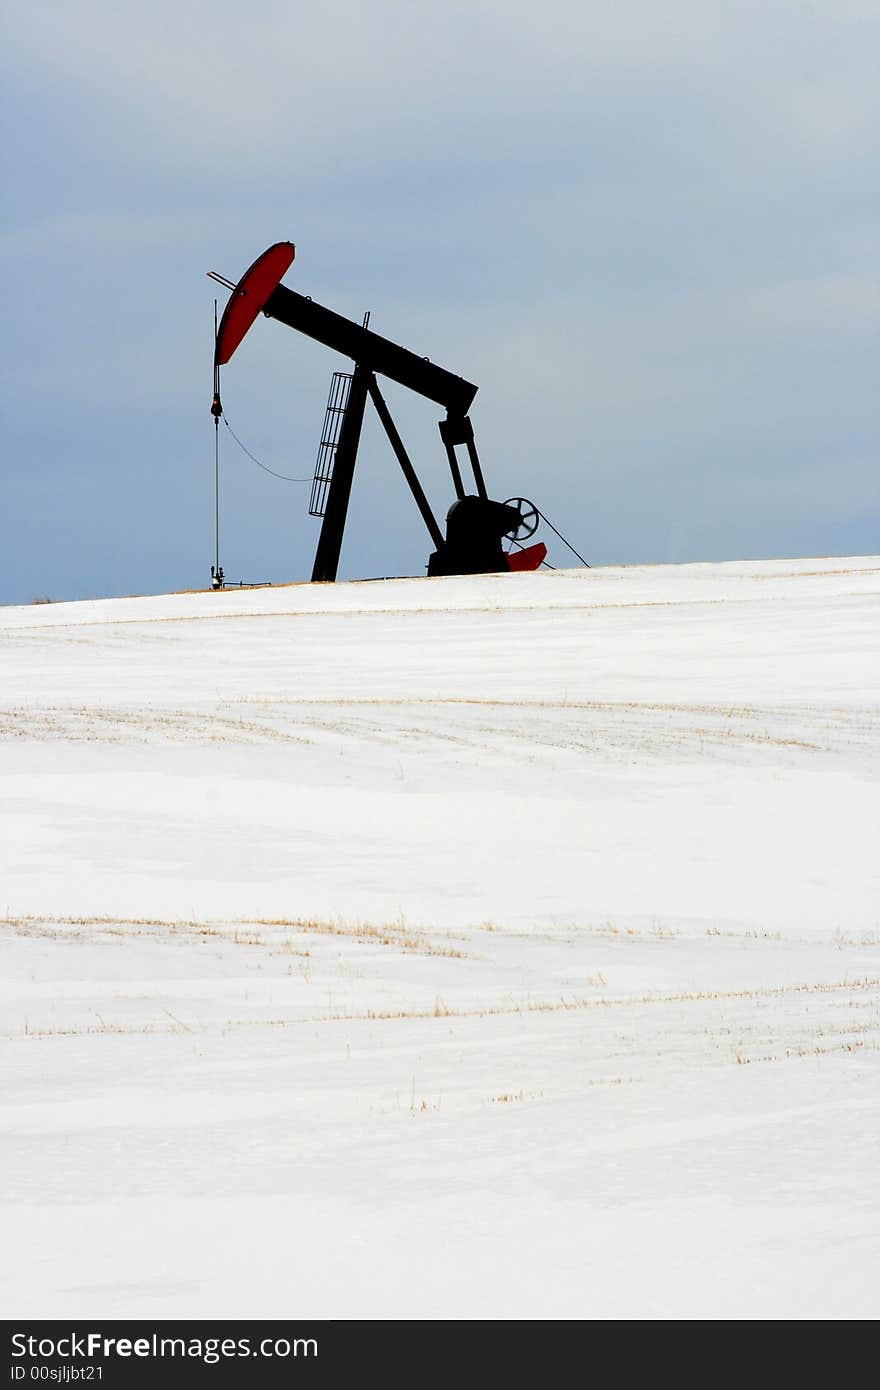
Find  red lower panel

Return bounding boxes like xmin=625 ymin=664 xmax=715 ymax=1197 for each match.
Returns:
xmin=507 ymin=542 xmax=547 ymax=572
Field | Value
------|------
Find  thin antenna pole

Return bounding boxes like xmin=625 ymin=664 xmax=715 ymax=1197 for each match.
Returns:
xmin=215 ymin=418 xmax=220 ymax=576
xmin=214 ymin=299 xmax=220 ymax=580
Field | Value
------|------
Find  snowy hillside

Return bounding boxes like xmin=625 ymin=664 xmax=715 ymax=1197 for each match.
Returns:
xmin=1 ymin=556 xmax=878 ymax=1319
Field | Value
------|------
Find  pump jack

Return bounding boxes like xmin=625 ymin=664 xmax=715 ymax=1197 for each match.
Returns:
xmin=210 ymin=242 xmax=546 ymax=582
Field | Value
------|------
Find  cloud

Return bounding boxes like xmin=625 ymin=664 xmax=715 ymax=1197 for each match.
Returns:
xmin=2 ymin=1 xmax=878 ymax=601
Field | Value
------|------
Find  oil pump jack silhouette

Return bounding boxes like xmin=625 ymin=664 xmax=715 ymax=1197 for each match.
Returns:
xmin=209 ymin=242 xmax=546 ymax=583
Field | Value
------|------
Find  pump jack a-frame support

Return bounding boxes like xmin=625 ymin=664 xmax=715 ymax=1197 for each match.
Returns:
xmin=211 ymin=242 xmax=545 ymax=582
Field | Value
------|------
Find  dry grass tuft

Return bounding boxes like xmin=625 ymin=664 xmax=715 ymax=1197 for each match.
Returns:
xmin=1 ymin=912 xmax=468 ymax=959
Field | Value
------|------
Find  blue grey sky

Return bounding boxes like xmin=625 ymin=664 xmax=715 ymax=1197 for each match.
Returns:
xmin=3 ymin=1 xmax=878 ymax=602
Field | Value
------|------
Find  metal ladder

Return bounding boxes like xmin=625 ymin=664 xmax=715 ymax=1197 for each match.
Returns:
xmin=309 ymin=371 xmax=353 ymax=517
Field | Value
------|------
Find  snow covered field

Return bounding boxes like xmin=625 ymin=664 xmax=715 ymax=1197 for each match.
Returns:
xmin=1 ymin=556 xmax=878 ymax=1319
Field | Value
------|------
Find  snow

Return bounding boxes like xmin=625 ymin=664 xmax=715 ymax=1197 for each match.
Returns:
xmin=1 ymin=555 xmax=878 ymax=1319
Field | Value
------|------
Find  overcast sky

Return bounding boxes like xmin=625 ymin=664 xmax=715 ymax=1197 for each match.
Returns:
xmin=3 ymin=1 xmax=878 ymax=602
